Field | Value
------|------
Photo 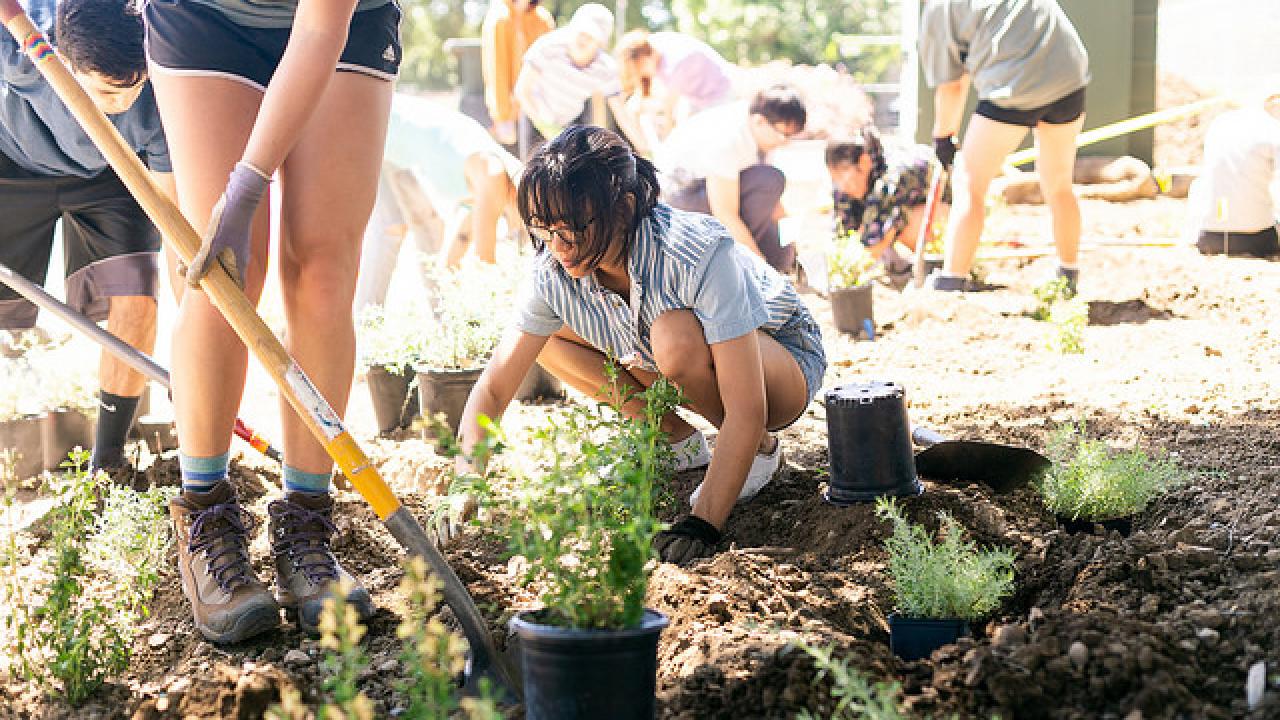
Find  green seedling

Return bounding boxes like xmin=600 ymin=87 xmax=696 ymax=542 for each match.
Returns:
xmin=1047 ymin=298 xmax=1088 ymax=355
xmin=827 ymin=231 xmax=880 ymax=289
xmin=3 ymin=452 xmax=163 ymax=705
xmin=1031 ymin=276 xmax=1073 ymax=321
xmin=1039 ymin=422 xmax=1187 ymax=521
xmin=875 ymin=497 xmax=1015 ymax=621
xmin=396 ymin=557 xmax=500 ymax=720
xmin=318 ymin=582 xmax=374 ymax=719
xmin=795 ymin=640 xmax=906 ymax=720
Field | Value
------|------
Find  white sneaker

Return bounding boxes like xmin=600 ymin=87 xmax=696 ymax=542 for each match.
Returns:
xmin=670 ymin=430 xmax=712 ymax=473
xmin=689 ymin=439 xmax=784 ymax=508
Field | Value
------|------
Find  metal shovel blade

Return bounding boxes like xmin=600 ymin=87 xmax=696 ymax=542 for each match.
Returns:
xmin=912 ymin=427 xmax=1049 ymax=493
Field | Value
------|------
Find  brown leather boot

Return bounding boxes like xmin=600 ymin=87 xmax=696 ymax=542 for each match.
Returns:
xmin=170 ymin=481 xmax=280 ymax=644
xmin=268 ymin=491 xmax=374 ymax=634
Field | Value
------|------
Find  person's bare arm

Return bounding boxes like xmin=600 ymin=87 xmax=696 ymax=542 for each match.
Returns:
xmin=456 ymin=328 xmax=549 ymax=470
xmin=513 ymin=65 xmax=541 ymax=123
xmin=606 ymin=95 xmax=651 ymax=157
xmin=706 ymin=174 xmax=763 ymax=258
xmin=240 ymin=0 xmax=357 ymax=175
xmin=932 ymin=74 xmax=971 ymax=139
xmin=689 ymin=331 xmax=767 ymax=528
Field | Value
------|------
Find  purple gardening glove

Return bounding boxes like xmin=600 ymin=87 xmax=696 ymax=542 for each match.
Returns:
xmin=183 ymin=162 xmax=269 ymax=289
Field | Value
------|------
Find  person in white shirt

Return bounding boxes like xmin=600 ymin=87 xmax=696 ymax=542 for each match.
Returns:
xmin=656 ymin=84 xmax=807 ymax=274
xmin=1186 ymin=92 xmax=1280 ymax=257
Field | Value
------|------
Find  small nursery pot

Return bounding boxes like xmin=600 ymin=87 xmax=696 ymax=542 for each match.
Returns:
xmin=515 ymin=362 xmax=564 ymax=403
xmin=41 ymin=408 xmax=94 ymax=471
xmin=830 ymin=283 xmax=874 ymax=338
xmin=367 ymin=364 xmax=420 ymax=434
xmin=1057 ymin=515 xmax=1133 ymax=537
xmin=823 ymin=380 xmax=922 ymax=505
xmin=511 ymin=609 xmax=668 ymax=720
xmin=888 ymin=614 xmax=969 ymax=661
xmin=416 ymin=366 xmax=483 ymax=434
xmin=1 ymin=414 xmax=46 ymax=480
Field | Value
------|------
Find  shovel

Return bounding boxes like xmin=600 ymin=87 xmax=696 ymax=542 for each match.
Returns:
xmin=911 ymin=426 xmax=1049 ymax=493
xmin=0 ymin=3 xmax=520 ymax=699
xmin=0 ymin=261 xmax=282 ymax=463
xmin=910 ymin=161 xmax=950 ymax=288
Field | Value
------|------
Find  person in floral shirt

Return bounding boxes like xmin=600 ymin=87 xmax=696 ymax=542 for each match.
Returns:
xmin=826 ymin=125 xmax=946 ymax=273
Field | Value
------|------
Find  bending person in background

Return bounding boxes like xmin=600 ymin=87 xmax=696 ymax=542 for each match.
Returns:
xmin=0 ymin=0 xmax=170 ymax=472
xmin=455 ymin=125 xmax=826 ymax=565
xmin=615 ymin=29 xmax=736 ymax=146
xmin=825 ymin=126 xmax=948 ymax=277
xmin=1185 ymin=92 xmax=1280 ymax=258
xmin=658 ymin=84 xmax=806 ymax=274
xmin=481 ymin=0 xmax=554 ymax=147
xmin=513 ymin=3 xmax=645 ymax=159
xmin=146 ymin=0 xmax=396 ymax=643
xmin=356 ymin=94 xmax=524 ymax=312
xmin=919 ymin=0 xmax=1089 ymax=293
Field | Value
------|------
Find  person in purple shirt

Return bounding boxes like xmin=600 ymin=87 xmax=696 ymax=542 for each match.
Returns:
xmin=0 ymin=0 xmax=173 ymax=472
xmin=616 ymin=30 xmax=735 ymax=133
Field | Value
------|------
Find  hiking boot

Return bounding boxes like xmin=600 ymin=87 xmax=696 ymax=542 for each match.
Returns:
xmin=170 ymin=481 xmax=281 ymax=644
xmin=268 ymin=491 xmax=374 ymax=634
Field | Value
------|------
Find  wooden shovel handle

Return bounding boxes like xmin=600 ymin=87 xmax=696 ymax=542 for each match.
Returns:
xmin=0 ymin=8 xmax=399 ymax=518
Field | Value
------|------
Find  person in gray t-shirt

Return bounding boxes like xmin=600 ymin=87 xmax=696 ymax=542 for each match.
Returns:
xmin=0 ymin=0 xmax=172 ymax=472
xmin=918 ymin=0 xmax=1090 ymax=294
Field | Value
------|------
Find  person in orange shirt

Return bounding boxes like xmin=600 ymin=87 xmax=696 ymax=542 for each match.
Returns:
xmin=482 ymin=0 xmax=554 ymax=146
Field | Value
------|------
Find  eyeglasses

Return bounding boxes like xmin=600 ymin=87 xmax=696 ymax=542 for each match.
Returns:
xmin=528 ymin=216 xmax=596 ymax=249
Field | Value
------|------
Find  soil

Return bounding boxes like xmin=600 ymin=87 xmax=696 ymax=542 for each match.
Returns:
xmin=4 ymin=119 xmax=1280 ymax=720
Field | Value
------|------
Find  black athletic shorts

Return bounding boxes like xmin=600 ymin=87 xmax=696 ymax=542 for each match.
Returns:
xmin=0 ymin=152 xmax=160 ymax=329
xmin=976 ymin=87 xmax=1087 ymax=128
xmin=144 ymin=0 xmax=402 ymax=91
xmin=1197 ymin=226 xmax=1279 ymax=258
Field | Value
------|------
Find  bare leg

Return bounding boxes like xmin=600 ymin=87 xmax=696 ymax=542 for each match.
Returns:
xmin=464 ymin=152 xmax=510 ymax=264
xmin=276 ymin=72 xmax=392 ymax=475
xmin=941 ymin=115 xmax=1027 ymax=276
xmin=1032 ymin=115 xmax=1086 ymax=267
xmin=149 ymin=71 xmax=271 ymax=458
xmin=100 ymin=295 xmax=156 ymax=396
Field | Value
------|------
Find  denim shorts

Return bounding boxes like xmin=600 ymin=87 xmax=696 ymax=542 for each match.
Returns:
xmin=769 ymin=317 xmax=827 ymax=429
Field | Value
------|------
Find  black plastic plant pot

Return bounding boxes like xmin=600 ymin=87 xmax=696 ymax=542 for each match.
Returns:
xmin=416 ymin=367 xmax=483 ymax=434
xmin=41 ymin=408 xmax=94 ymax=471
xmin=1058 ymin=514 xmax=1134 ymax=537
xmin=823 ymin=380 xmax=923 ymax=505
xmin=511 ymin=609 xmax=669 ymax=720
xmin=889 ymin=614 xmax=969 ymax=661
xmin=1 ymin=414 xmax=46 ymax=480
xmin=830 ymin=283 xmax=874 ymax=338
xmin=515 ymin=362 xmax=565 ymax=403
xmin=367 ymin=364 xmax=420 ymax=434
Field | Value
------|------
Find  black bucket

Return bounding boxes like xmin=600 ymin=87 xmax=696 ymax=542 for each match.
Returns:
xmin=367 ymin=364 xmax=419 ymax=434
xmin=823 ymin=380 xmax=922 ymax=505
xmin=889 ymin=614 xmax=969 ymax=661
xmin=511 ymin=609 xmax=668 ymax=720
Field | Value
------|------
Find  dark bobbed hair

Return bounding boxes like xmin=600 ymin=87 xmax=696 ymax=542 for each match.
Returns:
xmin=54 ymin=0 xmax=146 ymax=87
xmin=825 ymin=124 xmax=888 ymax=192
xmin=749 ymin=83 xmax=807 ymax=132
xmin=518 ymin=125 xmax=661 ymax=271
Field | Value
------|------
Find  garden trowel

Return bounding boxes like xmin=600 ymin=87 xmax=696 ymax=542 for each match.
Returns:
xmin=911 ymin=426 xmax=1050 ymax=493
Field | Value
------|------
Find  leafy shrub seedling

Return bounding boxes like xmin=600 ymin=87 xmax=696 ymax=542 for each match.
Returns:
xmin=827 ymin=231 xmax=879 ymax=289
xmin=1039 ymin=422 xmax=1187 ymax=521
xmin=875 ymin=498 xmax=1015 ymax=621
xmin=795 ymin=640 xmax=906 ymax=720
xmin=1031 ymin=277 xmax=1073 ymax=321
xmin=1031 ymin=276 xmax=1086 ymax=354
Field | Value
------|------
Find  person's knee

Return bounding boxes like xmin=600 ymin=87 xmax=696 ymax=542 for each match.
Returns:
xmin=281 ymin=250 xmax=359 ymax=311
xmin=651 ymin=311 xmax=711 ymax=382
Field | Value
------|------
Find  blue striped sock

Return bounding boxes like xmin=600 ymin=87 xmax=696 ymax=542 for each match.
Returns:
xmin=283 ymin=465 xmax=332 ymax=494
xmin=179 ymin=452 xmax=230 ymax=493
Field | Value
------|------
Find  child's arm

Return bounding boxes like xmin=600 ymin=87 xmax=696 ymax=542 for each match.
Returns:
xmin=690 ymin=331 xmax=768 ymax=528
xmin=456 ymin=327 xmax=549 ymax=470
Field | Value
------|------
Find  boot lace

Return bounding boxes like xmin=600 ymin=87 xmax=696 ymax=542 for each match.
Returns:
xmin=268 ymin=499 xmax=339 ymax=587
xmin=187 ymin=502 xmax=258 ymax=593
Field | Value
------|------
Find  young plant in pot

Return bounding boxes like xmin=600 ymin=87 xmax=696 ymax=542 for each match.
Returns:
xmin=0 ymin=356 xmax=46 ymax=480
xmin=1039 ymin=422 xmax=1187 ymax=536
xmin=827 ymin=232 xmax=880 ymax=338
xmin=30 ymin=345 xmax=99 ymax=472
xmin=875 ymin=497 xmax=1015 ymax=661
xmin=356 ymin=302 xmax=427 ymax=434
xmin=443 ymin=371 xmax=681 ymax=719
xmin=414 ymin=263 xmax=506 ymax=433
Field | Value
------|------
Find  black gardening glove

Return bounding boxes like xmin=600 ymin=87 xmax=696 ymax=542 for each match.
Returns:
xmin=933 ymin=135 xmax=958 ymax=170
xmin=654 ymin=515 xmax=722 ymax=565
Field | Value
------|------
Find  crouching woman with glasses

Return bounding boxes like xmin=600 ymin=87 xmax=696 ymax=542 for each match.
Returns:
xmin=454 ymin=125 xmax=826 ymax=565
